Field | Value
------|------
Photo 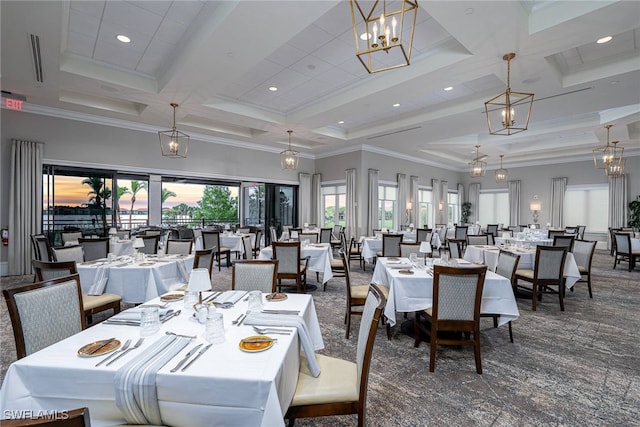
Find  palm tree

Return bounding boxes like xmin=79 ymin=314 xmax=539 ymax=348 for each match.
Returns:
xmin=82 ymin=176 xmax=111 ymax=231
xmin=116 ymin=186 xmax=130 ymax=227
xmin=128 ymin=181 xmax=147 ymax=229
xmin=161 ymin=188 xmax=177 ymax=204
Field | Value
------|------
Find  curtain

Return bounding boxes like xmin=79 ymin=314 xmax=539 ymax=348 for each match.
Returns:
xmin=609 ymin=173 xmax=627 ymax=230
xmin=298 ymin=173 xmax=311 ymax=227
xmin=441 ymin=181 xmax=448 ymax=225
xmin=367 ymin=169 xmax=379 ymax=235
xmin=397 ymin=173 xmax=407 ymax=228
xmin=431 ymin=179 xmax=440 ymax=226
xmin=345 ymin=169 xmax=357 ymax=239
xmin=457 ymin=183 xmax=464 ymax=224
xmin=8 ymin=139 xmax=44 ymax=275
xmin=508 ymin=180 xmax=521 ymax=227
xmin=410 ymin=175 xmax=419 ymax=226
xmin=550 ymin=177 xmax=567 ymax=229
xmin=311 ymin=173 xmax=322 ymax=226
xmin=468 ymin=183 xmax=480 ymax=224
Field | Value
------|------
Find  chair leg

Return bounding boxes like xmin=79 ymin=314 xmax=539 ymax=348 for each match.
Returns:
xmin=429 ymin=333 xmax=437 ymax=372
xmin=345 ymin=309 xmax=351 ymax=339
xmin=559 ymin=283 xmax=565 ymax=311
xmin=508 ymin=321 xmax=514 ymax=343
xmin=226 ymin=251 xmax=231 ymax=268
xmin=531 ymin=283 xmax=538 ymax=311
xmin=473 ymin=331 xmax=483 ymax=374
xmin=587 ymin=275 xmax=593 ymax=298
xmin=386 ymin=320 xmax=392 ymax=341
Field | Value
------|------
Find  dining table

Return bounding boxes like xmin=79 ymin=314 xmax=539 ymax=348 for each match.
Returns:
xmin=360 ymin=234 xmax=442 ymax=263
xmin=372 ymin=257 xmax=520 ymax=328
xmin=0 ymin=291 xmax=324 ymax=427
xmin=77 ymin=254 xmax=194 ymax=304
xmin=195 ymin=233 xmax=256 ymax=257
xmin=258 ymin=243 xmax=333 ymax=284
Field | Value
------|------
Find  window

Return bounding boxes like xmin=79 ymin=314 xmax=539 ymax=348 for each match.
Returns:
xmin=417 ymin=188 xmax=433 ymax=228
xmin=162 ymin=178 xmax=239 ymax=227
xmin=564 ymin=185 xmax=608 ymax=232
xmin=116 ymin=175 xmax=149 ymax=230
xmin=378 ymin=185 xmax=397 ymax=230
xmin=322 ymin=184 xmax=346 ymax=228
xmin=478 ymin=190 xmax=509 ymax=226
xmin=448 ymin=192 xmax=459 ymax=225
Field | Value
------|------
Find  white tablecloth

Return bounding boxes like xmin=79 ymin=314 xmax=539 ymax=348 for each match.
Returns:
xmin=195 ymin=233 xmax=255 ymax=256
xmin=361 ymin=234 xmax=441 ymax=262
xmin=372 ymin=257 xmax=519 ymax=327
xmin=632 ymin=238 xmax=640 ymax=251
xmin=77 ymin=255 xmax=194 ymax=303
xmin=494 ymin=237 xmax=553 ymax=247
xmin=0 ymin=292 xmax=323 ymax=427
xmin=259 ymin=243 xmax=333 ymax=284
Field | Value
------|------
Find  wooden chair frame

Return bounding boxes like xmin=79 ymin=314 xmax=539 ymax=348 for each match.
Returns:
xmin=516 ymin=246 xmax=567 ymax=311
xmin=231 ymin=259 xmax=278 ymax=293
xmin=272 ymin=241 xmax=309 ymax=293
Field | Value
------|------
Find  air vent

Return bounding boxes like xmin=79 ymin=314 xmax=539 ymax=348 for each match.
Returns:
xmin=366 ymin=126 xmax=422 ymax=140
xmin=29 ymin=34 xmax=44 ymax=83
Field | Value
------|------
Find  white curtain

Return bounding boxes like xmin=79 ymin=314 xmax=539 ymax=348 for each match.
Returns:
xmin=441 ymin=181 xmax=448 ymax=225
xmin=397 ymin=173 xmax=407 ymax=227
xmin=468 ymin=183 xmax=480 ymax=224
xmin=608 ymin=174 xmax=627 ymax=229
xmin=410 ymin=176 xmax=419 ymax=226
xmin=550 ymin=177 xmax=567 ymax=229
xmin=431 ymin=179 xmax=440 ymax=226
xmin=298 ymin=173 xmax=311 ymax=227
xmin=346 ymin=169 xmax=357 ymax=239
xmin=457 ymin=183 xmax=464 ymax=224
xmin=311 ymin=173 xmax=322 ymax=226
xmin=508 ymin=180 xmax=521 ymax=226
xmin=367 ymin=169 xmax=379 ymax=235
xmin=8 ymin=139 xmax=44 ymax=275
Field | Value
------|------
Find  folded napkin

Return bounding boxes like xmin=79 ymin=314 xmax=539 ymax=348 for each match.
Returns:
xmin=87 ymin=266 xmax=109 ymax=295
xmin=175 ymin=259 xmax=189 ymax=283
xmin=110 ymin=308 xmax=175 ymax=323
xmin=115 ymin=335 xmax=191 ymax=425
xmin=244 ymin=313 xmax=321 ymax=378
xmin=213 ymin=290 xmax=246 ymax=305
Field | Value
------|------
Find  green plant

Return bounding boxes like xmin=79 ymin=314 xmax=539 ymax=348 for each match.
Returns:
xmin=461 ymin=202 xmax=472 ymax=224
xmin=629 ymin=195 xmax=640 ymax=229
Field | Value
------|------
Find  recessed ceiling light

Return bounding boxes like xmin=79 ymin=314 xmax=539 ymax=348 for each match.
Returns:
xmin=338 ymin=120 xmax=345 ymax=124
xmin=393 ymin=103 xmax=400 ymax=107
xmin=596 ymin=36 xmax=612 ymax=44
xmin=444 ymin=86 xmax=453 ymax=91
xmin=360 ymin=32 xmax=371 ymax=41
xmin=116 ymin=34 xmax=131 ymax=43
xmin=464 ymin=8 xmax=474 ymax=15
xmin=268 ymin=86 xmax=278 ymax=92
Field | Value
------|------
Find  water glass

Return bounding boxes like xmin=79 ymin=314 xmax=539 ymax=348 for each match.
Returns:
xmin=247 ymin=290 xmax=263 ymax=312
xmin=409 ymin=253 xmax=417 ymax=265
xmin=140 ymin=307 xmax=160 ymax=337
xmin=107 ymin=253 xmax=116 ymax=263
xmin=184 ymin=291 xmax=199 ymax=311
xmin=205 ymin=312 xmax=225 ymax=344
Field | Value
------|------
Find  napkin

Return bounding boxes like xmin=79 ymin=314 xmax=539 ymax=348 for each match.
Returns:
xmin=213 ymin=290 xmax=246 ymax=305
xmin=110 ymin=307 xmax=175 ymax=323
xmin=244 ymin=313 xmax=321 ymax=378
xmin=87 ymin=266 xmax=109 ymax=295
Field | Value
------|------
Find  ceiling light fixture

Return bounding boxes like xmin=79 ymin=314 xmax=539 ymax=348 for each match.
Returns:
xmin=596 ymin=36 xmax=612 ymax=44
xmin=281 ymin=130 xmax=299 ymax=171
xmin=593 ymin=124 xmax=615 ymax=170
xmin=268 ymin=86 xmax=278 ymax=92
xmin=393 ymin=103 xmax=400 ymax=107
xmin=469 ymin=145 xmax=487 ymax=178
xmin=116 ymin=34 xmax=131 ymax=43
xmin=484 ymin=53 xmax=534 ymax=136
xmin=444 ymin=86 xmax=453 ymax=91
xmin=158 ymin=103 xmax=189 ymax=159
xmin=605 ymin=141 xmax=624 ymax=176
xmin=350 ymin=0 xmax=418 ymax=73
xmin=495 ymin=154 xmax=508 ymax=183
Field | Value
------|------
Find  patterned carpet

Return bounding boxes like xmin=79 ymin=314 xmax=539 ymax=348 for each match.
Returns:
xmin=1 ymin=250 xmax=638 ymax=426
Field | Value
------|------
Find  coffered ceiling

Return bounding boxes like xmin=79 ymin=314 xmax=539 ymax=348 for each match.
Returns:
xmin=1 ymin=0 xmax=639 ymax=171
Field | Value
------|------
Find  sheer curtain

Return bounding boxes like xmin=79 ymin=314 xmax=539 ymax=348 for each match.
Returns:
xmin=550 ymin=177 xmax=567 ymax=229
xmin=8 ymin=139 xmax=44 ymax=275
xmin=345 ymin=169 xmax=357 ymax=239
xmin=431 ymin=179 xmax=440 ymax=226
xmin=468 ymin=183 xmax=480 ymax=224
xmin=457 ymin=183 xmax=464 ymax=225
xmin=367 ymin=169 xmax=379 ymax=235
xmin=508 ymin=180 xmax=521 ymax=226
xmin=609 ymin=174 xmax=627 ymax=229
xmin=441 ymin=181 xmax=448 ymax=225
xmin=311 ymin=173 xmax=322 ymax=226
xmin=298 ymin=173 xmax=311 ymax=227
xmin=397 ymin=173 xmax=407 ymax=227
xmin=410 ymin=176 xmax=419 ymax=226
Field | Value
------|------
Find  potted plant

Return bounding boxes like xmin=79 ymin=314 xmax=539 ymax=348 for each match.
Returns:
xmin=461 ymin=202 xmax=472 ymax=224
xmin=629 ymin=195 xmax=640 ymax=230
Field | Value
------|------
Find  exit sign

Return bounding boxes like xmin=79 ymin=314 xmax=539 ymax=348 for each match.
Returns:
xmin=5 ymin=98 xmax=23 ymax=110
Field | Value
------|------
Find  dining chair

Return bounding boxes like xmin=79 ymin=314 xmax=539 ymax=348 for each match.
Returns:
xmin=486 ymin=224 xmax=499 ymax=237
xmin=319 ymin=228 xmax=332 ymax=244
xmin=32 ymin=234 xmax=52 ymax=262
xmin=416 ymin=228 xmax=431 ymax=243
xmin=576 ymin=225 xmax=586 ymax=240
xmin=78 ymin=237 xmax=110 ymax=261
xmin=447 ymin=239 xmax=464 ymax=259
xmin=193 ymin=248 xmax=215 ymax=278
xmin=201 ymin=230 xmax=231 ymax=271
xmin=553 ymin=235 xmax=575 ymax=252
xmin=564 ymin=226 xmax=578 ymax=235
xmin=240 ymin=235 xmax=253 ymax=260
xmin=482 ymin=250 xmax=520 ymax=343
xmin=437 ymin=227 xmax=447 ymax=254
xmin=3 ymin=274 xmax=87 ymax=359
xmin=376 ymin=234 xmax=402 ymax=258
xmin=400 ymin=242 xmax=421 ymax=259
xmin=298 ymin=232 xmax=318 ymax=244
xmin=116 ymin=230 xmax=131 ymax=240
xmin=165 ymin=238 xmax=193 ymax=255
xmin=613 ymin=233 xmax=640 ymax=271
xmin=515 ymin=246 xmax=568 ymax=311
xmin=414 ymin=265 xmax=487 ymax=374
xmin=0 ymin=406 xmax=91 ymax=427
xmin=348 ymin=236 xmax=365 ymax=271
xmin=52 ymin=245 xmax=84 ymax=263
xmin=269 ymin=226 xmax=278 ymax=244
xmin=330 ymin=225 xmax=343 ymax=252
xmin=467 ymin=234 xmax=489 ymax=246
xmin=285 ymin=284 xmax=385 ymax=427
xmin=61 ymin=231 xmax=83 ymax=245
xmin=140 ymin=235 xmax=160 ymax=255
xmin=231 ymin=260 xmax=278 ymax=293
xmin=272 ymin=241 xmax=309 ymax=293
xmin=290 ymin=228 xmax=302 ymax=240
xmin=571 ymin=239 xmax=597 ymax=298
xmin=31 ymin=259 xmax=122 ymax=326
xmin=237 ymin=227 xmax=250 ymax=234
xmin=547 ymin=229 xmax=566 ymax=239
xmin=455 ymin=225 xmax=468 ymax=240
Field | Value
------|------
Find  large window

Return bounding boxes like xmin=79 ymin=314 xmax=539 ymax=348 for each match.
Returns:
xmin=417 ymin=188 xmax=433 ymax=228
xmin=448 ymin=191 xmax=459 ymax=225
xmin=378 ymin=185 xmax=397 ymax=230
xmin=162 ymin=178 xmax=239 ymax=227
xmin=322 ymin=184 xmax=346 ymax=228
xmin=478 ymin=190 xmax=509 ymax=226
xmin=116 ymin=175 xmax=149 ymax=230
xmin=564 ymin=185 xmax=608 ymax=232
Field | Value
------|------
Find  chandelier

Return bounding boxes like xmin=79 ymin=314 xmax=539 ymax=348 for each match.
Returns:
xmin=469 ymin=145 xmax=487 ymax=178
xmin=281 ymin=130 xmax=299 ymax=170
xmin=495 ymin=154 xmax=508 ymax=183
xmin=158 ymin=103 xmax=189 ymax=158
xmin=484 ymin=53 xmax=534 ymax=135
xmin=592 ymin=124 xmax=624 ymax=173
xmin=350 ymin=0 xmax=418 ymax=74
xmin=605 ymin=141 xmax=625 ymax=176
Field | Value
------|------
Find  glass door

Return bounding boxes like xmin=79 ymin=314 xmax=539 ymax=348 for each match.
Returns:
xmin=265 ymin=184 xmax=297 ymax=244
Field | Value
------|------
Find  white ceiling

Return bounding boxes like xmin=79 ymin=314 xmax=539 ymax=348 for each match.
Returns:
xmin=1 ymin=0 xmax=639 ymax=171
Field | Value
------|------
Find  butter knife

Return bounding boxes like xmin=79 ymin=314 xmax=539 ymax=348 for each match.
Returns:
xmin=170 ymin=343 xmax=203 ymax=373
xmin=181 ymin=344 xmax=212 ymax=372
xmin=241 ymin=338 xmax=277 ymax=344
xmin=87 ymin=337 xmax=116 ymax=355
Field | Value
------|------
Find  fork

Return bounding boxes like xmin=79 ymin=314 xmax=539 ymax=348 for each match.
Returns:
xmin=105 ymin=337 xmax=145 ymax=366
xmin=252 ymin=326 xmax=293 ymax=335
xmin=96 ymin=338 xmax=130 ymax=367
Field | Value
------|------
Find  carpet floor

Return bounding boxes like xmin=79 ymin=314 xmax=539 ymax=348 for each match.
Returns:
xmin=1 ymin=250 xmax=638 ymax=426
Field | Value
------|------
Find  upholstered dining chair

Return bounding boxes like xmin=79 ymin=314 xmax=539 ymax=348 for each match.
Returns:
xmin=61 ymin=231 xmax=83 ymax=245
xmin=416 ymin=228 xmax=431 ymax=243
xmin=0 ymin=406 xmax=91 ymax=426
xmin=553 ymin=235 xmax=575 ymax=252
xmin=285 ymin=284 xmax=385 ymax=427
xmin=193 ymin=248 xmax=215 ymax=278
xmin=455 ymin=225 xmax=468 ymax=241
xmin=31 ymin=259 xmax=122 ymax=325
xmin=272 ymin=241 xmax=309 ymax=293
xmin=348 ymin=236 xmax=364 ymax=271
xmin=252 ymin=229 xmax=263 ymax=258
xmin=269 ymin=226 xmax=278 ymax=244
xmin=400 ymin=242 xmax=421 ymax=259
xmin=116 ymin=230 xmax=131 ymax=240
xmin=613 ymin=233 xmax=640 ymax=272
xmin=515 ymin=246 xmax=568 ymax=311
xmin=330 ymin=226 xmax=342 ymax=252
xmin=482 ymin=250 xmax=520 ymax=343
xmin=467 ymin=234 xmax=489 ymax=246
xmin=447 ymin=239 xmax=464 ymax=259
xmin=31 ymin=234 xmax=52 ymax=262
xmin=201 ymin=230 xmax=231 ymax=271
xmin=414 ymin=265 xmax=487 ymax=374
xmin=165 ymin=238 xmax=193 ymax=255
xmin=52 ymin=245 xmax=84 ymax=263
xmin=140 ymin=235 xmax=160 ymax=255
xmin=319 ymin=228 xmax=332 ymax=244
xmin=547 ymin=229 xmax=566 ymax=239
xmin=486 ymin=224 xmax=499 ymax=237
xmin=238 ymin=235 xmax=253 ymax=260
xmin=571 ymin=239 xmax=597 ymax=298
xmin=231 ymin=260 xmax=278 ymax=293
xmin=376 ymin=234 xmax=402 ymax=258
xmin=3 ymin=274 xmax=86 ymax=359
xmin=298 ymin=232 xmax=318 ymax=244
xmin=78 ymin=237 xmax=110 ymax=261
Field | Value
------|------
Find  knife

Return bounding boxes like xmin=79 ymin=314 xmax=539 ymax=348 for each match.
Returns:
xmin=87 ymin=337 xmax=116 ymax=355
xmin=241 ymin=338 xmax=277 ymax=344
xmin=261 ymin=309 xmax=300 ymax=315
xmin=170 ymin=344 xmax=203 ymax=373
xmin=161 ymin=310 xmax=181 ymax=323
xmin=181 ymin=344 xmax=212 ymax=372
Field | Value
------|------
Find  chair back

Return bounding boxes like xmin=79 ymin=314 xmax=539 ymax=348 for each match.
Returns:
xmin=32 ymin=235 xmax=52 ymax=261
xmin=139 ymin=235 xmax=159 ymax=254
xmin=237 ymin=228 xmax=250 ymax=234
xmin=487 ymin=234 xmax=495 ymax=245
xmin=319 ymin=228 xmax=332 ymax=244
xmin=290 ymin=228 xmax=302 ymax=240
xmin=332 ymin=224 xmax=342 ymax=237
xmin=565 ymin=226 xmax=578 ymax=234
xmin=52 ymin=245 xmax=84 ymax=263
xmin=495 ymin=250 xmax=520 ymax=287
xmin=232 ymin=260 xmax=278 ymax=293
xmin=299 ymin=232 xmax=318 ymax=244
xmin=455 ymin=226 xmax=468 ymax=240
xmin=614 ymin=233 xmax=631 ymax=254
xmin=78 ymin=237 xmax=109 ymax=261
xmin=572 ymin=239 xmax=596 ymax=272
xmin=467 ymin=235 xmax=489 ymax=246
xmin=270 ymin=226 xmax=278 ymax=243
xmin=534 ymin=246 xmax=567 ymax=281
xmin=508 ymin=225 xmax=522 ymax=233
xmin=501 ymin=229 xmax=513 ymax=238
xmin=437 ymin=226 xmax=447 ymax=243
xmin=448 ymin=239 xmax=464 ymax=258
xmin=486 ymin=224 xmax=499 ymax=236
xmin=400 ymin=243 xmax=421 ymax=258
xmin=382 ymin=234 xmax=402 ymax=257
xmin=355 ymin=284 xmax=386 ymax=402
xmin=165 ymin=239 xmax=193 ymax=255
xmin=272 ymin=241 xmax=302 ymax=275
xmin=116 ymin=230 xmax=131 ymax=240
xmin=32 ymin=260 xmax=77 ymax=281
xmin=61 ymin=231 xmax=83 ymax=245
xmin=577 ymin=225 xmax=586 ymax=240
xmin=416 ymin=229 xmax=431 ymax=242
xmin=201 ymin=230 xmax=221 ymax=252
xmin=241 ymin=235 xmax=253 ymax=259
xmin=3 ymin=274 xmax=86 ymax=359
xmin=432 ymin=265 xmax=486 ymax=323
xmin=548 ymin=229 xmax=565 ymax=239
xmin=193 ymin=248 xmax=215 ymax=277
xmin=253 ymin=229 xmax=263 ymax=251
xmin=553 ymin=235 xmax=575 ymax=252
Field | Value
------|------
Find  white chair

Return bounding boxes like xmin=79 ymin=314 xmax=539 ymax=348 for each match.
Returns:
xmin=52 ymin=245 xmax=84 ymax=263
xmin=61 ymin=231 xmax=83 ymax=245
xmin=165 ymin=238 xmax=193 ymax=255
xmin=231 ymin=260 xmax=278 ymax=293
xmin=78 ymin=237 xmax=109 ymax=261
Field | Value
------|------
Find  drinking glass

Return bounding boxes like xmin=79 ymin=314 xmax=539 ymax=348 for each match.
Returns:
xmin=409 ymin=253 xmax=417 ymax=265
xmin=205 ymin=312 xmax=225 ymax=344
xmin=247 ymin=290 xmax=263 ymax=312
xmin=140 ymin=307 xmax=160 ymax=337
xmin=184 ymin=291 xmax=199 ymax=311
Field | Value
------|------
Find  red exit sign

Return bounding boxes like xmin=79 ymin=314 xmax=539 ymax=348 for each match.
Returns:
xmin=5 ymin=98 xmax=23 ymax=110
